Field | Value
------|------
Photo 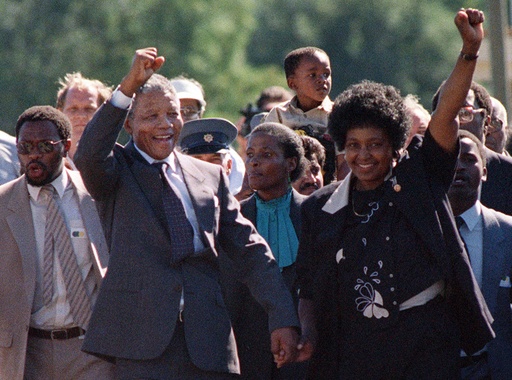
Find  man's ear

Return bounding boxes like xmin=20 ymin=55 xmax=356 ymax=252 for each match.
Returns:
xmin=483 ymin=115 xmax=491 ymax=135
xmin=287 ymin=76 xmax=296 ymax=91
xmin=482 ymin=166 xmax=488 ymax=182
xmin=226 ymin=158 xmax=233 ymax=176
xmin=287 ymin=156 xmax=298 ymax=174
xmin=63 ymin=139 xmax=72 ymax=157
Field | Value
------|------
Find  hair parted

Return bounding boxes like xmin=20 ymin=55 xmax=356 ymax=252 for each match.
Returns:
xmin=432 ymin=81 xmax=492 ymax=117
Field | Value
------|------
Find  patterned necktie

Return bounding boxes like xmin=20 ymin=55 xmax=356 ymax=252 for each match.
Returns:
xmin=41 ymin=184 xmax=92 ymax=328
xmin=153 ymin=162 xmax=194 ymax=264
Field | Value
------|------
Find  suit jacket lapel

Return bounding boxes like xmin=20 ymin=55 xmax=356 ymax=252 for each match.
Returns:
xmin=481 ymin=207 xmax=504 ymax=312
xmin=125 ymin=142 xmax=169 ymax=233
xmin=242 ymin=189 xmax=303 ymax=237
xmin=6 ymin=177 xmax=37 ymax=308
xmin=289 ymin=189 xmax=304 ymax=237
xmin=241 ymin=195 xmax=257 ymax=224
xmin=176 ymin=153 xmax=214 ymax=240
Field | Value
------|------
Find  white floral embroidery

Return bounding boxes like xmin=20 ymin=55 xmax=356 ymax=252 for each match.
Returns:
xmin=354 ymin=262 xmax=389 ymax=319
xmin=359 ymin=202 xmax=379 ymax=224
xmin=336 ymin=249 xmax=345 ymax=263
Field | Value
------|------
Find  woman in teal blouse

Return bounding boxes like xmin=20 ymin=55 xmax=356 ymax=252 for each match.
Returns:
xmin=229 ymin=122 xmax=307 ymax=379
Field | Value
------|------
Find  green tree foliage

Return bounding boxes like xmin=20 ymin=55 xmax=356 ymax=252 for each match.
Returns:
xmin=0 ymin=0 xmax=277 ymax=132
xmin=248 ymin=0 xmax=484 ymax=110
xmin=0 ymin=0 xmax=489 ymax=135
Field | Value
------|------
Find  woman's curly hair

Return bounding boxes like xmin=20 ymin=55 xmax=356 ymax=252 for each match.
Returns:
xmin=328 ymin=80 xmax=411 ymax=153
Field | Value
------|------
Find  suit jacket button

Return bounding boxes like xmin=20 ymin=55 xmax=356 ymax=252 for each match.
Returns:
xmin=174 ymin=285 xmax=182 ymax=292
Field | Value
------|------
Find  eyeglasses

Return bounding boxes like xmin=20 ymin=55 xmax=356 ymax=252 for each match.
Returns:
xmin=180 ymin=106 xmax=201 ymax=119
xmin=487 ymin=118 xmax=504 ymax=134
xmin=16 ymin=140 xmax=65 ymax=155
xmin=458 ymin=106 xmax=486 ymax=124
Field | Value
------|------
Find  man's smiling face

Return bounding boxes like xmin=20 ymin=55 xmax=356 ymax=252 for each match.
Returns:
xmin=125 ymin=90 xmax=183 ymax=160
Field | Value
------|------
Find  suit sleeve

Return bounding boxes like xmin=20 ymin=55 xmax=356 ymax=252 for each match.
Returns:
xmin=74 ymin=101 xmax=128 ymax=200
xmin=420 ymin=129 xmax=459 ymax=191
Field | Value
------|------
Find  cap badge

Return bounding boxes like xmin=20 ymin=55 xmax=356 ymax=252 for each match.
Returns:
xmin=203 ymin=133 xmax=214 ymax=143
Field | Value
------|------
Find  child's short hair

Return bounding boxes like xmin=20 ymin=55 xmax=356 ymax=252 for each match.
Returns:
xmin=284 ymin=47 xmax=329 ymax=79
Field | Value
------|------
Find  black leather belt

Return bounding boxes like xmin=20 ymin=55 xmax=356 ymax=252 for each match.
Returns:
xmin=28 ymin=326 xmax=85 ymax=340
xmin=460 ymin=351 xmax=488 ymax=368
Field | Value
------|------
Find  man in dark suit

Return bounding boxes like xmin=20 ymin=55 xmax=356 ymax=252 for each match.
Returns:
xmin=433 ymin=81 xmax=512 ymax=215
xmin=448 ymin=130 xmax=512 ymax=379
xmin=74 ymin=48 xmax=299 ymax=379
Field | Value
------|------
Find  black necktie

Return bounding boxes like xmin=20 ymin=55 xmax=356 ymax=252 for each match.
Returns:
xmin=153 ymin=162 xmax=194 ymax=264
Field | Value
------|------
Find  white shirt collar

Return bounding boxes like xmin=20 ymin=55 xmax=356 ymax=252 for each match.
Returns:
xmin=27 ymin=169 xmax=69 ymax=201
xmin=322 ymin=168 xmax=394 ymax=214
xmin=289 ymin=96 xmax=333 ymax=113
xmin=459 ymin=201 xmax=482 ymax=232
xmin=133 ymin=144 xmax=178 ymax=172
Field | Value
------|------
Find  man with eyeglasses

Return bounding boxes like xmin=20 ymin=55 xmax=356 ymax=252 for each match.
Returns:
xmin=0 ymin=106 xmax=114 ymax=379
xmin=170 ymin=76 xmax=206 ymax=122
xmin=170 ymin=75 xmax=246 ymax=195
xmin=433 ymin=81 xmax=512 ymax=216
xmin=487 ymin=97 xmax=510 ymax=156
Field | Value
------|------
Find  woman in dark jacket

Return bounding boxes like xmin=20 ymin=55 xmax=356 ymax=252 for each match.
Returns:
xmin=295 ymin=9 xmax=493 ymax=379
xmin=224 ymin=122 xmax=307 ymax=379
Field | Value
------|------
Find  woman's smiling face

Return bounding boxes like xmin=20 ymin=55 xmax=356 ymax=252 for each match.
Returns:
xmin=344 ymin=126 xmax=393 ymax=191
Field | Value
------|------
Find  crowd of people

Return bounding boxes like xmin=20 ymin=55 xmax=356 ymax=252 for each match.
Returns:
xmin=0 ymin=6 xmax=511 ymax=380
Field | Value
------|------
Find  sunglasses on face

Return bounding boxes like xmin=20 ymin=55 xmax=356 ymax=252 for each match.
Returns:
xmin=16 ymin=139 xmax=65 ymax=155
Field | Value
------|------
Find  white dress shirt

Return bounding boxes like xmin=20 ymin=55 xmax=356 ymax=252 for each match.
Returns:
xmin=458 ymin=201 xmax=484 ymax=288
xmin=28 ymin=170 xmax=94 ymax=329
xmin=134 ymin=146 xmax=205 ymax=253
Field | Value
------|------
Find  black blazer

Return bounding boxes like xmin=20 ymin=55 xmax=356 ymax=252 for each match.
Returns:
xmin=296 ymin=132 xmax=495 ymax=378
